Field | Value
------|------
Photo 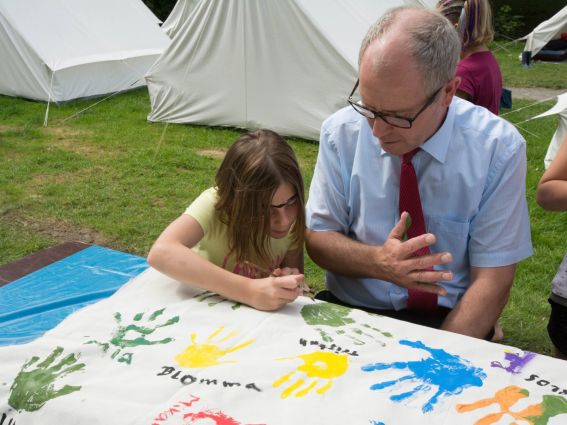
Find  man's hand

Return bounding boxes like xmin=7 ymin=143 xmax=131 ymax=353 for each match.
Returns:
xmin=375 ymin=212 xmax=452 ymax=295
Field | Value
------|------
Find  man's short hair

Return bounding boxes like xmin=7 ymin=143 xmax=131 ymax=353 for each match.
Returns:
xmin=359 ymin=6 xmax=460 ymax=94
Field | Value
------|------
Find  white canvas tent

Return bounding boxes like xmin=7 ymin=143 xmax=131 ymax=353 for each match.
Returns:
xmin=160 ymin=0 xmax=200 ymax=38
xmin=520 ymin=6 xmax=567 ymax=58
xmin=146 ymin=0 xmax=436 ymax=141
xmin=528 ymin=92 xmax=567 ymax=169
xmin=0 ymin=0 xmax=170 ymax=102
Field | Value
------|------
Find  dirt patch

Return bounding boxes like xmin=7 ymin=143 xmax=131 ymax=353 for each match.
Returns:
xmin=0 ymin=125 xmax=17 ymax=133
xmin=196 ymin=148 xmax=226 ymax=160
xmin=43 ymin=126 xmax=103 ymax=157
xmin=7 ymin=212 xmax=109 ymax=246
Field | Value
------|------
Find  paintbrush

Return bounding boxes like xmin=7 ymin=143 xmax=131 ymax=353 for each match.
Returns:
xmin=241 ymin=261 xmax=316 ymax=300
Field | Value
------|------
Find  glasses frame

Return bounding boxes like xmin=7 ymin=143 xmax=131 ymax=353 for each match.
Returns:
xmin=270 ymin=194 xmax=298 ymax=210
xmin=347 ymin=79 xmax=444 ymax=129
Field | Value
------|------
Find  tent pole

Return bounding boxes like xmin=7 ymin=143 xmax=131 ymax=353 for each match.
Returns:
xmin=43 ymin=70 xmax=55 ymax=127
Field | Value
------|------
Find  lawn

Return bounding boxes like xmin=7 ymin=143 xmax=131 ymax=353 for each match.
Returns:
xmin=492 ymin=39 xmax=567 ymax=89
xmin=0 ymin=57 xmax=565 ymax=355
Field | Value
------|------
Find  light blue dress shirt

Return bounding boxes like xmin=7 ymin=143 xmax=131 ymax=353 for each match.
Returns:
xmin=306 ymin=97 xmax=533 ymax=310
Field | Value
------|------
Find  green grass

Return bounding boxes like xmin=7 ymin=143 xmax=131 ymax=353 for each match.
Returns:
xmin=492 ymin=40 xmax=567 ymax=89
xmin=0 ymin=77 xmax=565 ymax=355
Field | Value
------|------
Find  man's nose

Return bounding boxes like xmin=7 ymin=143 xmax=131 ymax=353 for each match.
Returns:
xmin=370 ymin=117 xmax=393 ymax=139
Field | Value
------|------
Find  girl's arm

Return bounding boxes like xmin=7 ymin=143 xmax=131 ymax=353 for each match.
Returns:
xmin=537 ymin=135 xmax=567 ymax=211
xmin=147 ymin=214 xmax=304 ymax=310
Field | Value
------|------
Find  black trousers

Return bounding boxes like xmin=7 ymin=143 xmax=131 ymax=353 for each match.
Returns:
xmin=315 ymin=290 xmax=494 ymax=341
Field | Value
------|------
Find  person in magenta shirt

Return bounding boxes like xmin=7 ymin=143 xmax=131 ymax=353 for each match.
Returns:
xmin=437 ymin=0 xmax=503 ymax=115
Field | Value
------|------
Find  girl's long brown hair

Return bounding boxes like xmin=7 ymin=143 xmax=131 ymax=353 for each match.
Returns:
xmin=214 ymin=129 xmax=305 ymax=267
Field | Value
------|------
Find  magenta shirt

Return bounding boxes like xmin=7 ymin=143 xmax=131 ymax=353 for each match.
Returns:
xmin=456 ymin=51 xmax=502 ymax=115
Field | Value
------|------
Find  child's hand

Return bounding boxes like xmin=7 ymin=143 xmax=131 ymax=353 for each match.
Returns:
xmin=271 ymin=267 xmax=301 ymax=276
xmin=250 ymin=274 xmax=304 ymax=311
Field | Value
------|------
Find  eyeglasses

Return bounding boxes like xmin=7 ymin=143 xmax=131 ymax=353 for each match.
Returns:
xmin=347 ymin=79 xmax=443 ymax=129
xmin=270 ymin=194 xmax=298 ymax=210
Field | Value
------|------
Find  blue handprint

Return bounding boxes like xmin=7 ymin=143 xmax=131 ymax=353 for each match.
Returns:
xmin=362 ymin=339 xmax=486 ymax=413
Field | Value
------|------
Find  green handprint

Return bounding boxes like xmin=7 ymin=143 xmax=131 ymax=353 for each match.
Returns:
xmin=301 ymin=303 xmax=392 ymax=346
xmin=87 ymin=308 xmax=179 ymax=364
xmin=194 ymin=291 xmax=242 ymax=310
xmin=9 ymin=346 xmax=85 ymax=412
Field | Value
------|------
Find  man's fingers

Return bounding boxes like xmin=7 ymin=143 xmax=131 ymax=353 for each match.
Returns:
xmin=389 ymin=211 xmax=410 ymax=240
xmin=410 ymin=267 xmax=453 ymax=284
xmin=401 ymin=232 xmax=437 ymax=257
xmin=406 ymin=251 xmax=453 ymax=274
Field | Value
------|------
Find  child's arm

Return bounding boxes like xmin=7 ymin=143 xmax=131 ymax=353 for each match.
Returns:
xmin=537 ymin=135 xmax=567 ymax=211
xmin=148 ymin=214 xmax=304 ymax=311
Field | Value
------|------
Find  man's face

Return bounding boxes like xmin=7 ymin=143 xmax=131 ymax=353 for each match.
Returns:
xmin=358 ymin=45 xmax=456 ymax=156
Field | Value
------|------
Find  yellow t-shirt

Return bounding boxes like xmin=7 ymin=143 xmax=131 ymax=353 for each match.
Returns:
xmin=185 ymin=187 xmax=298 ymax=277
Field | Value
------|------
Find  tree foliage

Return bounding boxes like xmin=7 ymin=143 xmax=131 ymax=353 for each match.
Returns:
xmin=494 ymin=4 xmax=525 ymax=39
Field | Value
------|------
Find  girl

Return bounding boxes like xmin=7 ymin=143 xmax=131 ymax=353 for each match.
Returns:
xmin=537 ymin=135 xmax=567 ymax=359
xmin=148 ymin=129 xmax=307 ymax=311
xmin=437 ymin=0 xmax=503 ymax=115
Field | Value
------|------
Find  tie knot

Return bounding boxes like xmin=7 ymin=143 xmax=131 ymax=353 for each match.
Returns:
xmin=402 ymin=148 xmax=420 ymax=164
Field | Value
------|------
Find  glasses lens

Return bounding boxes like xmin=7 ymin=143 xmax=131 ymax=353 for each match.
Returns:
xmin=350 ymin=102 xmax=375 ymax=119
xmin=382 ymin=116 xmax=412 ymax=129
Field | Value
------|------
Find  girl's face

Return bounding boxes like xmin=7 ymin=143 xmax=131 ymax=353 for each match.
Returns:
xmin=269 ymin=182 xmax=298 ymax=239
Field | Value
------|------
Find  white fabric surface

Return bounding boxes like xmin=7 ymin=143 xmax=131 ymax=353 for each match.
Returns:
xmin=520 ymin=6 xmax=567 ymax=57
xmin=0 ymin=0 xmax=170 ymax=101
xmin=528 ymin=92 xmax=567 ymax=169
xmin=1 ymin=267 xmax=566 ymax=424
xmin=146 ymin=0 xmax=436 ymax=141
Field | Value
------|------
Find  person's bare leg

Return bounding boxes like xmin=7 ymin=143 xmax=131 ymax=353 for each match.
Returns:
xmin=491 ymin=322 xmax=504 ymax=343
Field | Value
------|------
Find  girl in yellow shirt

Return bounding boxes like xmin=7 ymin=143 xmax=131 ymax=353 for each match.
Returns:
xmin=148 ymin=129 xmax=307 ymax=311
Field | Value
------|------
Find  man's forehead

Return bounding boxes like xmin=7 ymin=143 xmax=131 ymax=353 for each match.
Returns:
xmin=361 ymin=31 xmax=412 ymax=71
xmin=360 ymin=47 xmax=421 ymax=87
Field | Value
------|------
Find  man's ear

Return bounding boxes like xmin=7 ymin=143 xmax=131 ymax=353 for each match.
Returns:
xmin=441 ymin=77 xmax=460 ymax=107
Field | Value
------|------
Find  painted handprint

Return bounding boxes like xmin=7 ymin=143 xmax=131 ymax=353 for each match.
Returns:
xmin=301 ymin=303 xmax=392 ymax=346
xmin=490 ymin=350 xmax=536 ymax=374
xmin=87 ymin=307 xmax=179 ymax=364
xmin=8 ymin=346 xmax=85 ymax=412
xmin=273 ymin=351 xmax=348 ymax=398
xmin=362 ymin=339 xmax=486 ymax=413
xmin=175 ymin=326 xmax=254 ymax=368
xmin=194 ymin=291 xmax=242 ymax=310
xmin=456 ymin=385 xmax=567 ymax=424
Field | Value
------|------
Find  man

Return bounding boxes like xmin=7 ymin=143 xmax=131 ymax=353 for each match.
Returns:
xmin=305 ymin=6 xmax=532 ymax=340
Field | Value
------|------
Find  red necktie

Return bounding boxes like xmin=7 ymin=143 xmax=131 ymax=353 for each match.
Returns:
xmin=399 ymin=148 xmax=437 ymax=312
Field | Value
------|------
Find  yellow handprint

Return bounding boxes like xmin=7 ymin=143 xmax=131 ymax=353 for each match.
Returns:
xmin=273 ymin=351 xmax=348 ymax=398
xmin=175 ymin=326 xmax=254 ymax=368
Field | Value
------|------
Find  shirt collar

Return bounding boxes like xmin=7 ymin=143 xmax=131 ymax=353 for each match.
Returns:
xmin=377 ymin=97 xmax=457 ymax=164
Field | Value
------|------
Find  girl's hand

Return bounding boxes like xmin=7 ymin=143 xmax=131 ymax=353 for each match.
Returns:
xmin=271 ymin=267 xmax=301 ymax=276
xmin=249 ymin=274 xmax=304 ymax=311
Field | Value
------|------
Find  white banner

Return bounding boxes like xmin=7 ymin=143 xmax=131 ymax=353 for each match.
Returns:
xmin=1 ymin=268 xmax=566 ymax=424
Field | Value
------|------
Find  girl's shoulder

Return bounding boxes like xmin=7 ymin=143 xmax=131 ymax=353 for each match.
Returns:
xmin=185 ymin=187 xmax=218 ymax=224
xmin=188 ymin=187 xmax=218 ymax=207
